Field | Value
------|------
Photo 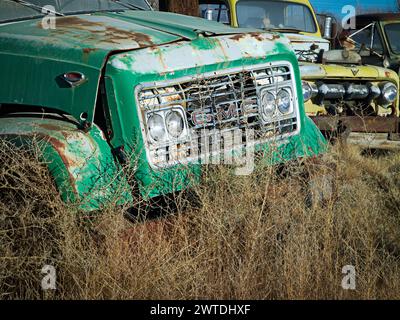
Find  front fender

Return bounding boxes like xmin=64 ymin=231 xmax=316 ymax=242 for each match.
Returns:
xmin=0 ymin=117 xmax=133 ymax=211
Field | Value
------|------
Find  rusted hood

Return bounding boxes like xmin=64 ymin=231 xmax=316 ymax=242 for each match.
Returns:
xmin=0 ymin=10 xmax=254 ymax=69
xmin=0 ymin=10 xmax=256 ymax=124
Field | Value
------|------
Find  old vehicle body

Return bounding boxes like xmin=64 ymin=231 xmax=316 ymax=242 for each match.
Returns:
xmin=199 ymin=0 xmax=400 ymax=149
xmin=344 ymin=13 xmax=400 ymax=73
xmin=0 ymin=0 xmax=327 ymax=211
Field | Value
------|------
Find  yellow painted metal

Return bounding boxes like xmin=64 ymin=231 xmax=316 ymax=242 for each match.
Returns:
xmin=223 ymin=0 xmax=400 ymax=116
xmin=227 ymin=0 xmax=322 ymax=37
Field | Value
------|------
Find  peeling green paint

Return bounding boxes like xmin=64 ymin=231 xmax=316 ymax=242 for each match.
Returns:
xmin=0 ymin=9 xmax=327 ymax=211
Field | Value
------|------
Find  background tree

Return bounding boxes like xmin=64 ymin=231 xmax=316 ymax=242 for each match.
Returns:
xmin=158 ymin=0 xmax=199 ymax=17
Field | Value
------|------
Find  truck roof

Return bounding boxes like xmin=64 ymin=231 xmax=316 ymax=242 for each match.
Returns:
xmin=356 ymin=12 xmax=400 ymax=25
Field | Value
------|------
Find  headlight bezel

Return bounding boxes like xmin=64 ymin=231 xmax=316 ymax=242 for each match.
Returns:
xmin=302 ymin=81 xmax=318 ymax=103
xmin=147 ymin=113 xmax=167 ymax=143
xmin=259 ymin=89 xmax=276 ymax=122
xmin=259 ymin=86 xmax=295 ymax=122
xmin=165 ymin=109 xmax=185 ymax=139
xmin=146 ymin=105 xmax=189 ymax=144
xmin=378 ymin=82 xmax=397 ymax=107
xmin=277 ymin=88 xmax=293 ymax=114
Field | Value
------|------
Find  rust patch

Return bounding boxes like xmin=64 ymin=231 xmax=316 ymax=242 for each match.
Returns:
xmin=38 ymin=124 xmax=74 ymax=140
xmin=215 ymin=40 xmax=228 ymax=59
xmin=149 ymin=45 xmax=160 ymax=52
xmin=45 ymin=136 xmax=78 ymax=194
xmin=48 ymin=136 xmax=65 ymax=151
xmin=52 ymin=16 xmax=105 ymax=28
xmin=231 ymin=32 xmax=279 ymax=42
xmin=82 ymin=47 xmax=99 ymax=63
xmin=288 ymin=35 xmax=311 ymax=42
xmin=47 ymin=137 xmax=80 ymax=169
xmin=312 ymin=115 xmax=400 ymax=133
xmin=2 ymin=131 xmax=79 ymax=195
xmin=230 ymin=33 xmax=246 ymax=41
xmin=149 ymin=46 xmax=168 ymax=71
xmin=40 ymin=16 xmax=154 ymax=47
xmin=83 ymin=48 xmax=98 ymax=54
xmin=250 ymin=32 xmax=265 ymax=42
xmin=38 ymin=123 xmax=63 ymax=131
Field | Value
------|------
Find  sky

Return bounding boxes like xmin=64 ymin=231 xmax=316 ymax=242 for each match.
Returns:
xmin=310 ymin=0 xmax=399 ymax=17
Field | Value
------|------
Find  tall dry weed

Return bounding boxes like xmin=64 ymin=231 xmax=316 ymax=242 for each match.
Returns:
xmin=1 ymin=139 xmax=400 ymax=299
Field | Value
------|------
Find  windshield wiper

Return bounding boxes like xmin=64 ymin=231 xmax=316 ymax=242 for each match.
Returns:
xmin=11 ymin=0 xmax=64 ymax=16
xmin=265 ymin=27 xmax=302 ymax=33
xmin=110 ymin=0 xmax=146 ymax=11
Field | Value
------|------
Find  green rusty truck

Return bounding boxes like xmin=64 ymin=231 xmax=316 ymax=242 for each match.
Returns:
xmin=0 ymin=0 xmax=327 ymax=211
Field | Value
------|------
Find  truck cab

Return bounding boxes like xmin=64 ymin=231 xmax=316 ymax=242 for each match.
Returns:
xmin=344 ymin=13 xmax=400 ymax=73
xmin=0 ymin=0 xmax=327 ymax=211
xmin=199 ymin=0 xmax=400 ymax=149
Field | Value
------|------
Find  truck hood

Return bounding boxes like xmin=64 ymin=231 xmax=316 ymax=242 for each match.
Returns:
xmin=0 ymin=10 xmax=254 ymax=69
xmin=299 ymin=61 xmax=398 ymax=81
xmin=0 ymin=10 xmax=285 ymax=125
xmin=285 ymin=33 xmax=330 ymax=57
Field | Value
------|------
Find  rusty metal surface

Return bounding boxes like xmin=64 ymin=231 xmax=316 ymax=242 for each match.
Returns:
xmin=107 ymin=32 xmax=290 ymax=75
xmin=0 ymin=9 xmax=260 ymax=126
xmin=0 ymin=116 xmax=133 ymax=210
xmin=312 ymin=115 xmax=400 ymax=133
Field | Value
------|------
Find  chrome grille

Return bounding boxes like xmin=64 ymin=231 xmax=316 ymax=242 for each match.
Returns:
xmin=136 ymin=62 xmax=300 ymax=167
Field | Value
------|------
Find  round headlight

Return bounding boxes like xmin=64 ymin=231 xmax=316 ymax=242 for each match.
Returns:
xmin=277 ymin=89 xmax=292 ymax=114
xmin=165 ymin=110 xmax=184 ymax=138
xmin=302 ymin=81 xmax=317 ymax=103
xmin=260 ymin=91 xmax=276 ymax=121
xmin=380 ymin=82 xmax=397 ymax=106
xmin=147 ymin=113 xmax=166 ymax=142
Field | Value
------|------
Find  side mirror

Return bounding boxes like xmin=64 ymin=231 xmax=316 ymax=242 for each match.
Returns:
xmin=323 ymin=16 xmax=334 ymax=39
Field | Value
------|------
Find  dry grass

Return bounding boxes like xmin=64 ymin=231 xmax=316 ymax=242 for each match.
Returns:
xmin=1 ymin=138 xmax=400 ymax=300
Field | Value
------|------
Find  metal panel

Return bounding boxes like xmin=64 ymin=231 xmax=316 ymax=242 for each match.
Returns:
xmin=136 ymin=62 xmax=300 ymax=167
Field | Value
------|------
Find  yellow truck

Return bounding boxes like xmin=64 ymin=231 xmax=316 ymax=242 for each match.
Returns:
xmin=198 ymin=0 xmax=400 ymax=149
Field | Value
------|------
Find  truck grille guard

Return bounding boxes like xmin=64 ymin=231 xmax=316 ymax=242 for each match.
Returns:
xmin=136 ymin=62 xmax=300 ymax=167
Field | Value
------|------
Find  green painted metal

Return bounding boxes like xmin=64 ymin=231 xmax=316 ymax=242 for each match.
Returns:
xmin=0 ymin=11 xmax=255 ymax=126
xmin=0 ymin=117 xmax=133 ymax=210
xmin=0 ymin=9 xmax=327 ymax=210
xmin=106 ymin=34 xmax=327 ymax=198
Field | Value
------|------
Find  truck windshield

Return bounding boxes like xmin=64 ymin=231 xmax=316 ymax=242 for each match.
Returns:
xmin=0 ymin=0 xmax=44 ymax=23
xmin=385 ymin=23 xmax=400 ymax=54
xmin=0 ymin=0 xmax=151 ymax=23
xmin=236 ymin=0 xmax=317 ymax=33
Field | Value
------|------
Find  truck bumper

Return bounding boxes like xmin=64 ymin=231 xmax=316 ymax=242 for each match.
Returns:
xmin=311 ymin=115 xmax=400 ymax=150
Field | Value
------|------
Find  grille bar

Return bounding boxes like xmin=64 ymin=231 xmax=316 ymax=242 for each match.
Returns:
xmin=136 ymin=62 xmax=300 ymax=167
